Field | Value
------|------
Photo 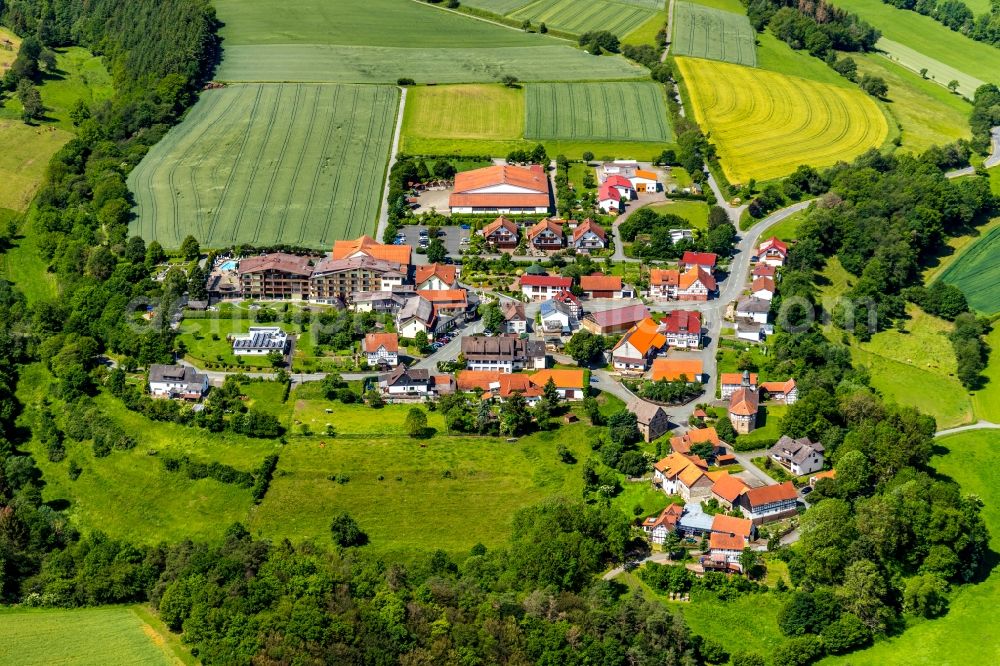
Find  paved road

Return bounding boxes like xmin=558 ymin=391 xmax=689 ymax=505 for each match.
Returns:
xmin=412 ymin=317 xmax=483 ymax=370
xmin=661 ymin=0 xmax=676 ymax=62
xmin=935 ymin=420 xmax=1000 ymax=437
xmin=945 ymin=125 xmax=1000 ymax=178
xmin=731 ymin=449 xmax=776 ymax=487
xmin=375 ymin=86 xmax=407 ymax=242
xmin=603 ymin=552 xmax=680 ymax=581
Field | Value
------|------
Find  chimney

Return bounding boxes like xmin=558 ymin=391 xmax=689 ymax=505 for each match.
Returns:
xmin=742 ymin=370 xmax=750 ymax=387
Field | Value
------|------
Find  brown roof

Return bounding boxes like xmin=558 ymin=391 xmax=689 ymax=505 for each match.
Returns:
xmin=721 ymin=373 xmax=758 ymax=386
xmin=453 ymin=164 xmax=549 ymax=194
xmin=753 ymin=264 xmax=777 ymax=278
xmin=752 ymin=277 xmax=776 ymax=293
xmin=237 ymin=253 xmax=313 ymax=276
xmin=670 ymin=427 xmax=720 ymax=453
xmin=415 ymin=263 xmax=458 ymax=287
xmin=743 ymin=481 xmax=797 ymax=507
xmin=586 ymin=304 xmax=650 ymax=330
xmin=452 ymin=193 xmax=549 ymax=208
xmin=760 ymin=378 xmax=796 ymax=394
xmin=363 ymin=333 xmax=399 ymax=353
xmin=502 ymin=300 xmax=526 ymax=321
xmin=711 ymin=474 xmax=750 ymax=504
xmin=526 ymin=218 xmax=564 ymax=240
xmin=709 ymin=531 xmax=745 ymax=552
xmin=580 ymin=274 xmax=622 ymax=292
xmin=332 ymin=235 xmax=411 ymax=264
xmin=482 ymin=216 xmax=519 ymax=238
xmin=728 ymin=387 xmax=759 ymax=416
xmin=572 ymin=218 xmax=606 ymax=242
xmin=652 ymin=358 xmax=703 ymax=382
xmin=650 ymin=268 xmax=679 ymax=287
xmin=457 ymin=370 xmax=503 ymax=391
xmin=680 ymin=267 xmax=717 ymax=291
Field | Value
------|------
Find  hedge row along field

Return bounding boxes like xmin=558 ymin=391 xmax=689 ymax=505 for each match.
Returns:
xmin=526 ymin=81 xmax=673 ymax=143
xmin=676 ymin=57 xmax=888 ymax=183
xmin=509 ymin=0 xmax=659 ymax=38
xmin=937 ymin=224 xmax=1000 ymax=315
xmin=671 ymin=1 xmax=757 ymax=66
xmin=128 ymin=83 xmax=398 ymax=250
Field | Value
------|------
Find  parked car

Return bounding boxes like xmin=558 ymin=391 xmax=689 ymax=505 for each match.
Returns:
xmin=419 ymin=228 xmax=429 ymax=237
xmin=460 ymin=224 xmax=470 ymax=230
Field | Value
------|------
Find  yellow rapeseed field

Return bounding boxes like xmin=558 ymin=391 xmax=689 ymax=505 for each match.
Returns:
xmin=676 ymin=57 xmax=889 ymax=184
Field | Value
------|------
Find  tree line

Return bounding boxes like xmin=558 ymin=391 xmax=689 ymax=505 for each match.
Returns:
xmin=879 ymin=0 xmax=1000 ymax=50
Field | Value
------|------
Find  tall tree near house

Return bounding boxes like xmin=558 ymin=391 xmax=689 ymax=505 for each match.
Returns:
xmin=426 ymin=237 xmax=445 ymax=263
xmin=500 ymin=391 xmax=532 ymax=436
xmin=542 ymin=377 xmax=560 ymax=406
xmin=480 ymin=301 xmax=504 ymax=334
xmin=180 ymin=235 xmax=200 ymax=260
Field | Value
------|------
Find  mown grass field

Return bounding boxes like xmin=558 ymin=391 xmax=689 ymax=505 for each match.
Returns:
xmin=937 ymin=224 xmax=1000 ymax=315
xmin=509 ymin=0 xmax=660 ymax=37
xmin=876 ymin=38 xmax=984 ymax=99
xmin=823 ymin=429 xmax=1000 ymax=665
xmin=0 ymin=120 xmax=72 ymax=211
xmin=0 ymin=26 xmax=21 ymax=72
xmin=832 ymin=0 xmax=1000 ymax=87
xmin=676 ymin=57 xmax=889 ymax=183
xmin=646 ymin=199 xmax=709 ymax=228
xmin=621 ymin=7 xmax=669 ymax=47
xmin=971 ymin=326 xmax=1000 ymax=423
xmin=0 ymin=211 xmax=58 ymax=303
xmin=402 ymin=84 xmax=524 ymax=152
xmin=526 ymin=82 xmax=673 ymax=143
xmin=671 ymin=2 xmax=756 ymax=66
xmin=681 ymin=591 xmax=786 ymax=656
xmin=0 ymin=606 xmax=186 ymax=666
xmin=460 ymin=0 xmax=537 ymax=14
xmin=128 ymin=83 xmax=397 ymax=250
xmin=849 ymin=52 xmax=971 ymax=153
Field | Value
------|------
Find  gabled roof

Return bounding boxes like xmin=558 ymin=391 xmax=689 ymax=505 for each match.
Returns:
xmin=363 ymin=333 xmax=398 ymax=353
xmin=753 ymin=264 xmax=777 ymax=278
xmin=380 ymin=363 xmax=430 ymax=386
xmin=599 ymin=182 xmax=621 ymax=202
xmin=728 ymin=387 xmax=759 ymax=416
xmin=572 ymin=218 xmax=606 ymax=242
xmin=237 ymin=253 xmax=314 ymax=276
xmin=652 ymin=451 xmax=706 ymax=476
xmin=613 ymin=318 xmax=666 ymax=355
xmin=585 ymin=304 xmax=650 ymax=329
xmin=709 ymin=531 xmax=745 ymax=552
xmin=540 ymin=299 xmax=573 ymax=319
xmin=520 ymin=274 xmax=572 ymax=288
xmin=629 ymin=399 xmax=669 ymax=427
xmin=604 ymin=174 xmax=634 ymax=190
xmin=661 ymin=310 xmax=701 ymax=335
xmin=634 ymin=169 xmax=659 ymax=181
xmin=398 ymin=295 xmax=435 ymax=326
xmin=721 ymin=372 xmax=758 ymax=386
xmin=711 ymin=474 xmax=750 ymax=504
xmin=651 ymin=358 xmax=703 ymax=382
xmin=752 ymin=277 xmax=776 ymax=293
xmin=530 ymin=368 xmax=586 ymax=389
xmin=650 ymin=268 xmax=679 ymax=287
xmin=678 ymin=464 xmax=709 ymax=488
xmin=482 ymin=216 xmax=519 ymax=237
xmin=332 ymin=235 xmax=411 ymax=265
xmin=415 ymin=263 xmax=458 ymax=287
xmin=760 ymin=378 xmax=796 ymax=394
xmin=770 ymin=435 xmax=824 ymax=465
xmin=580 ymin=274 xmax=622 ymax=292
xmin=418 ymin=289 xmax=467 ymax=306
xmin=502 ymin=300 xmax=527 ymax=321
xmin=680 ymin=267 xmax=717 ymax=291
xmin=743 ymin=481 xmax=797 ymax=507
xmin=453 ymin=164 xmax=549 ymax=194
xmin=737 ymin=297 xmax=771 ymax=313
xmin=456 ymin=370 xmax=503 ymax=391
xmin=553 ymin=289 xmax=581 ymax=307
xmin=681 ymin=251 xmax=717 ymax=268
xmin=670 ymin=427 xmax=720 ymax=454
xmin=526 ymin=218 xmax=564 ymax=240
xmin=759 ymin=236 xmax=788 ymax=255
xmin=312 ymin=255 xmax=407 ymax=277
xmin=643 ymin=503 xmax=683 ymax=531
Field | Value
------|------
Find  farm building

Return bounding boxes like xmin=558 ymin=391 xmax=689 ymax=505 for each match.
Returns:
xmin=582 ymin=304 xmax=650 ymax=336
xmin=720 ymin=372 xmax=757 ymax=399
xmin=449 ymin=165 xmax=552 ymax=214
xmin=579 ymin=274 xmax=624 ymax=299
xmin=603 ymin=174 xmax=636 ymax=200
xmin=760 ymin=378 xmax=798 ymax=404
xmin=601 ymin=160 xmax=640 ymax=179
xmin=629 ymin=169 xmax=660 ymax=193
xmin=630 ymin=399 xmax=671 ymax=443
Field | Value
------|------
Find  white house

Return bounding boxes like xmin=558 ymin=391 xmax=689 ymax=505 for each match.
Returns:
xmin=760 ymin=378 xmax=798 ymax=404
xmin=232 ymin=327 xmax=288 ymax=356
xmin=148 ymin=364 xmax=209 ymax=400
xmin=735 ymin=318 xmax=766 ymax=343
xmin=600 ymin=160 xmax=639 ymax=179
xmin=736 ymin=482 xmax=799 ymax=525
xmin=769 ymin=435 xmax=824 ymax=475
xmin=757 ymin=237 xmax=788 ymax=267
xmin=720 ymin=372 xmax=756 ymax=399
xmin=363 ymin=333 xmax=399 ymax=368
xmin=414 ymin=263 xmax=458 ymax=291
xmin=397 ymin=296 xmax=436 ymax=339
xmin=520 ymin=274 xmax=572 ymax=301
xmin=540 ymin=299 xmax=575 ymax=334
xmin=751 ymin=277 xmax=775 ymax=301
xmin=670 ymin=228 xmax=694 ymax=244
xmin=598 ymin=182 xmax=623 ymax=214
xmin=571 ymin=219 xmax=607 ymax=252
xmin=378 ymin=364 xmax=434 ymax=399
xmin=660 ymin=310 xmax=701 ymax=349
xmin=629 ymin=169 xmax=661 ymax=193
xmin=735 ymin=297 xmax=770 ymax=324
xmin=603 ymin=175 xmax=636 ymax=200
xmin=502 ymin=301 xmax=528 ymax=334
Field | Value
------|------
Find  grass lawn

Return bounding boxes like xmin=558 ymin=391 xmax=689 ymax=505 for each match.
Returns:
xmin=849 ymin=52 xmax=971 ymax=154
xmin=0 ymin=212 xmax=58 ymax=304
xmin=680 ymin=590 xmax=786 ymax=655
xmin=177 ymin=317 xmax=302 ymax=369
xmin=242 ymin=381 xmax=295 ymax=427
xmin=0 ymin=120 xmax=73 ymax=211
xmin=755 ymin=31 xmax=854 ymax=88
xmin=0 ymin=26 xmax=21 ymax=71
xmin=860 ymin=306 xmax=958 ymax=377
xmin=400 ymin=135 xmax=673 ymax=161
xmin=0 ymin=606 xmax=187 ymax=666
xmin=647 ymin=199 xmax=709 ymax=229
xmin=251 ymin=423 xmax=594 ymax=559
xmin=401 ymin=84 xmax=524 ymax=152
xmin=765 ymin=209 xmax=807 ymax=242
xmin=568 ymin=162 xmax=598 ymax=195
xmin=612 ymin=480 xmax=677 ymax=518
xmin=970 ymin=325 xmax=1000 ymax=423
xmin=735 ymin=404 xmax=787 ymax=448
xmin=291 ymin=393 xmax=447 ymax=436
xmin=128 ymin=83 xmax=398 ymax=250
xmin=936 ymin=221 xmax=1000 ymax=315
xmin=822 ymin=429 xmax=1000 ymax=665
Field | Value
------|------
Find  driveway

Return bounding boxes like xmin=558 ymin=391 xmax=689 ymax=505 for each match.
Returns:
xmin=412 ymin=317 xmax=483 ymax=370
xmin=731 ymin=449 xmax=776 ymax=487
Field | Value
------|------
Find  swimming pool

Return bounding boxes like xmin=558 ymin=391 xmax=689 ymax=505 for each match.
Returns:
xmin=220 ymin=260 xmax=238 ymax=271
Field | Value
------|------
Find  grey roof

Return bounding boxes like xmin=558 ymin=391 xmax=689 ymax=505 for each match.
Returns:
xmin=736 ymin=297 xmax=771 ymax=314
xmin=233 ymin=329 xmax=287 ymax=351
xmin=379 ymin=364 xmax=431 ymax=386
xmin=461 ymin=335 xmax=545 ymax=361
xmin=677 ymin=502 xmax=714 ymax=533
xmin=735 ymin=318 xmax=763 ymax=333
xmin=186 ymin=300 xmax=208 ymax=310
xmin=311 ymin=255 xmax=406 ymax=277
xmin=149 ymin=364 xmax=205 ymax=384
xmin=398 ymin=295 xmax=435 ymax=325
xmin=540 ymin=299 xmax=572 ymax=319
xmin=770 ymin=436 xmax=824 ymax=465
xmin=628 ymin=399 xmax=668 ymax=426
xmin=585 ymin=304 xmax=650 ymax=329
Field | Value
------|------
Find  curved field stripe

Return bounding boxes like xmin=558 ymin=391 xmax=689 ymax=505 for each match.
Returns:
xmin=227 ymin=84 xmax=284 ymax=244
xmin=326 ymin=87 xmax=364 ymax=242
xmin=675 ymin=57 xmax=887 ymax=182
xmin=182 ymin=89 xmax=240 ymax=243
xmin=298 ymin=84 xmax=343 ymax=244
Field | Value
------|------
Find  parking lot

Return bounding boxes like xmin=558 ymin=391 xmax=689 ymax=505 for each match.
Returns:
xmin=395 ymin=225 xmax=471 ymax=264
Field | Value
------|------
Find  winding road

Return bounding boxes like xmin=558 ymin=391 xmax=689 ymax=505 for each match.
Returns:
xmin=945 ymin=125 xmax=1000 ymax=178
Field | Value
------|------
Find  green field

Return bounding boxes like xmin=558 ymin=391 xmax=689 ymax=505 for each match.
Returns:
xmin=0 ymin=26 xmax=19 ymax=72
xmin=211 ymin=0 xmax=646 ymax=83
xmin=460 ymin=0 xmax=538 ymax=13
xmin=971 ymin=326 xmax=1000 ymax=423
xmin=875 ymin=38 xmax=985 ymax=99
xmin=647 ymin=199 xmax=710 ymax=228
xmin=937 ymin=223 xmax=1000 ymax=315
xmin=765 ymin=209 xmax=807 ymax=241
xmin=621 ymin=8 xmax=669 ymax=47
xmin=823 ymin=429 xmax=1000 ymax=665
xmin=128 ymin=83 xmax=397 ymax=249
xmin=0 ymin=120 xmax=73 ymax=211
xmin=832 ymin=0 xmax=1000 ymax=88
xmin=671 ymin=1 xmax=757 ymax=66
xmin=0 ymin=606 xmax=185 ymax=666
xmin=677 ymin=57 xmax=888 ymax=183
xmin=402 ymin=84 xmax=524 ymax=152
xmin=681 ymin=591 xmax=786 ymax=656
xmin=849 ymin=52 xmax=971 ymax=153
xmin=510 ymin=0 xmax=660 ymax=37
xmin=526 ymin=82 xmax=673 ymax=142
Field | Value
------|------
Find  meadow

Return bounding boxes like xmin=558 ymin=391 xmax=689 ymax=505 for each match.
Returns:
xmin=970 ymin=326 xmax=1000 ymax=423
xmin=402 ymin=84 xmax=524 ymax=152
xmin=936 ymin=224 xmax=1000 ymax=315
xmin=526 ymin=82 xmax=673 ymax=143
xmin=0 ymin=606 xmax=185 ymax=666
xmin=676 ymin=57 xmax=889 ymax=183
xmin=509 ymin=0 xmax=660 ymax=37
xmin=849 ymin=52 xmax=972 ymax=153
xmin=647 ymin=199 xmax=709 ymax=228
xmin=671 ymin=1 xmax=757 ymax=66
xmin=0 ymin=120 xmax=72 ymax=211
xmin=875 ymin=38 xmax=984 ymax=99
xmin=0 ymin=26 xmax=20 ymax=72
xmin=823 ymin=429 xmax=1000 ymax=665
xmin=832 ymin=0 xmax=1000 ymax=87
xmin=128 ymin=83 xmax=397 ymax=250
